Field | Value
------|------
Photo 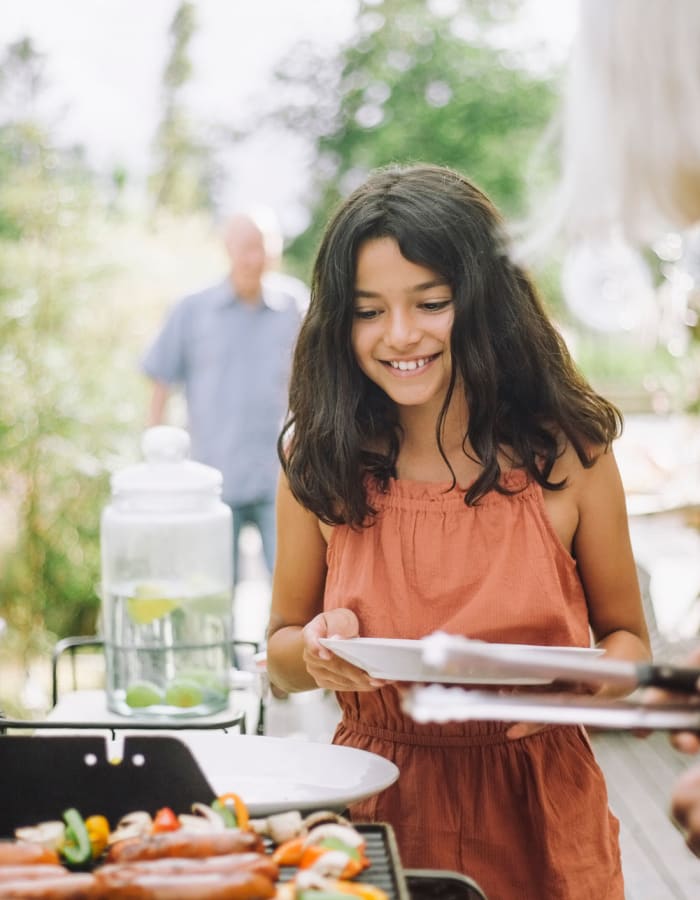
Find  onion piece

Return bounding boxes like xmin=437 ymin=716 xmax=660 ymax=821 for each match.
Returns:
xmin=266 ymin=811 xmax=304 ymax=844
xmin=178 ymin=803 xmax=226 ymax=832
xmin=15 ymin=821 xmax=66 ymax=850
xmin=303 ymin=824 xmax=365 ymax=848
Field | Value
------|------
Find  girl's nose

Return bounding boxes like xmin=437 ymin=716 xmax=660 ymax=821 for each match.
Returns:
xmin=385 ymin=310 xmax=420 ymax=349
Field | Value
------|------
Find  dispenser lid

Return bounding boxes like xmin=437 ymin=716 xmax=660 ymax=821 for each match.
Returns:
xmin=111 ymin=427 xmax=222 ymax=495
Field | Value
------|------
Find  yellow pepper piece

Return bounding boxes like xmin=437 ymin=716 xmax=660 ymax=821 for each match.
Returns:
xmin=216 ymin=792 xmax=249 ymax=830
xmin=84 ymin=814 xmax=110 ymax=859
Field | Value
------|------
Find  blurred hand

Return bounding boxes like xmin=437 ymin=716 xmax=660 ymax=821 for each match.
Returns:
xmin=301 ymin=608 xmax=388 ymax=693
xmin=506 ymin=722 xmax=549 ymax=740
xmin=639 ymin=647 xmax=700 ymax=750
xmin=671 ymin=764 xmax=700 ymax=857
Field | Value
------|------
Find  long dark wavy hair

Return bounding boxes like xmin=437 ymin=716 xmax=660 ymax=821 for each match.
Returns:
xmin=279 ymin=163 xmax=622 ymax=526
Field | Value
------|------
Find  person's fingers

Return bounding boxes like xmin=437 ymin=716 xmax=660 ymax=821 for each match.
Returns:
xmin=505 ymin=722 xmax=548 ymax=740
xmin=303 ymin=646 xmax=387 ymax=692
xmin=671 ymin=731 xmax=700 ymax=754
xmin=671 ymin=766 xmax=700 ymax=857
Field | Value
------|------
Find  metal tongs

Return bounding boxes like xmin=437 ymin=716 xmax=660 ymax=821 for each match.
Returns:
xmin=401 ymin=685 xmax=700 ymax=731
xmin=420 ymin=632 xmax=700 ymax=693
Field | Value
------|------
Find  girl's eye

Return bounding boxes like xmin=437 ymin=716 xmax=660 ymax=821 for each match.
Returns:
xmin=420 ymin=299 xmax=452 ymax=312
xmin=354 ymin=308 xmax=380 ymax=320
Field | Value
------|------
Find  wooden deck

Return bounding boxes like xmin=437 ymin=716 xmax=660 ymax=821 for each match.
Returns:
xmin=592 ymin=730 xmax=700 ymax=899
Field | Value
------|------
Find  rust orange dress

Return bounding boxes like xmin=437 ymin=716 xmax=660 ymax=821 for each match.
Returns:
xmin=324 ymin=472 xmax=623 ymax=900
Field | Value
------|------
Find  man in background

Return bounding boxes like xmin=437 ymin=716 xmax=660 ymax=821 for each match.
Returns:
xmin=142 ymin=211 xmax=303 ymax=584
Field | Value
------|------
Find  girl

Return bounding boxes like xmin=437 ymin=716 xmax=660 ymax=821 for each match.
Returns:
xmin=267 ymin=164 xmax=650 ymax=899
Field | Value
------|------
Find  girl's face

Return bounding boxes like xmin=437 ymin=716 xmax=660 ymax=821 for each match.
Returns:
xmin=351 ymin=237 xmax=455 ymax=413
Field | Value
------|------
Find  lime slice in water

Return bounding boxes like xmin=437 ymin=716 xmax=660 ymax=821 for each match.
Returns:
xmin=185 ymin=590 xmax=231 ymax=616
xmin=165 ymin=677 xmax=204 ymax=708
xmin=127 ymin=583 xmax=180 ymax=625
xmin=125 ymin=680 xmax=164 ymax=708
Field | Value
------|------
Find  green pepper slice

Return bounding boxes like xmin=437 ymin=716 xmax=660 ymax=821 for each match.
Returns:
xmin=318 ymin=836 xmax=361 ymax=860
xmin=61 ymin=807 xmax=92 ymax=866
xmin=211 ymin=798 xmax=238 ymax=828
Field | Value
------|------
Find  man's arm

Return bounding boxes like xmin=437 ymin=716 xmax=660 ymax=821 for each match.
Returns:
xmin=147 ymin=380 xmax=171 ymax=426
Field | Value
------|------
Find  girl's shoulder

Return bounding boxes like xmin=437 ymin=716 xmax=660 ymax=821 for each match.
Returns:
xmin=550 ymin=434 xmax=614 ymax=492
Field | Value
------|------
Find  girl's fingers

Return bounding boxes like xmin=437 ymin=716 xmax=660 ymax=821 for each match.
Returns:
xmin=506 ymin=722 xmax=548 ymax=740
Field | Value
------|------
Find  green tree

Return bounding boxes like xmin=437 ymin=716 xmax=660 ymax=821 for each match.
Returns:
xmin=149 ymin=1 xmax=219 ymax=214
xmin=0 ymin=39 xmax=127 ymax=659
xmin=267 ymin=0 xmax=558 ymax=273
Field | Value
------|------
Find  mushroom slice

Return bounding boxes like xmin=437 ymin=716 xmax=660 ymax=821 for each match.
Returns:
xmin=114 ymin=811 xmax=153 ymax=831
xmin=107 ymin=811 xmax=153 ymax=845
xmin=303 ymin=811 xmax=352 ymax=831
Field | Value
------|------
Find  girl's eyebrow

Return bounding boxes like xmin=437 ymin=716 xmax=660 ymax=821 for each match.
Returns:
xmin=354 ymin=278 xmax=450 ymax=299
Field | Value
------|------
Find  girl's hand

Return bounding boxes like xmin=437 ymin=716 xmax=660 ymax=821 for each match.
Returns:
xmin=505 ymin=722 xmax=549 ymax=740
xmin=301 ymin=608 xmax=388 ymax=692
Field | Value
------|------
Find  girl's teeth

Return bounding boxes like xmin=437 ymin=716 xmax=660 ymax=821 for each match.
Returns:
xmin=390 ymin=357 xmax=430 ymax=371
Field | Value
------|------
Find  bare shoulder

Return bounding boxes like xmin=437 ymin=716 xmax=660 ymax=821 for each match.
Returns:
xmin=542 ymin=440 xmax=623 ymax=554
xmin=550 ymin=439 xmax=621 ymax=495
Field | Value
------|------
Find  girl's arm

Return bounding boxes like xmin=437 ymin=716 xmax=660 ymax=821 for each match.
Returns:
xmin=266 ymin=474 xmax=385 ymax=694
xmin=574 ymin=447 xmax=652 ymax=696
xmin=507 ymin=446 xmax=651 ymax=740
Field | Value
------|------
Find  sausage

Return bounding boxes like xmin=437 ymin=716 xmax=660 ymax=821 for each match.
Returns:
xmin=91 ymin=869 xmax=276 ymax=900
xmin=0 ymin=872 xmax=96 ymax=898
xmin=0 ymin=865 xmax=69 ymax=882
xmin=105 ymin=830 xmax=264 ymax=863
xmin=95 ymin=851 xmax=278 ymax=880
xmin=0 ymin=842 xmax=60 ymax=866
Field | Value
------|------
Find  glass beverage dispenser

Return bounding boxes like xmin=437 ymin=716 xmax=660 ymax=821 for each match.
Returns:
xmin=101 ymin=427 xmax=233 ymax=717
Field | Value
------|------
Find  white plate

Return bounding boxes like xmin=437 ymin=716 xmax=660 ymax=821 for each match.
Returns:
xmin=319 ymin=637 xmax=604 ymax=685
xmin=177 ymin=733 xmax=399 ymax=815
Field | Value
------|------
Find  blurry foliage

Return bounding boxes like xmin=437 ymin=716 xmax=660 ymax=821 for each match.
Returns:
xmin=0 ymin=39 xmax=145 ymax=662
xmin=149 ymin=1 xmax=220 ymax=214
xmin=266 ymin=0 xmax=558 ymax=276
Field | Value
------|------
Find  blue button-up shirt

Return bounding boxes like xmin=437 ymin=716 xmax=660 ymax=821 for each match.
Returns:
xmin=142 ymin=279 xmax=302 ymax=506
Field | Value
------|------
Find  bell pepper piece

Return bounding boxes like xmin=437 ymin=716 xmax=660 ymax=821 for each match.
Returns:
xmin=214 ymin=792 xmax=249 ymax=830
xmin=317 ymin=836 xmax=361 ymax=861
xmin=272 ymin=835 xmax=306 ymax=866
xmin=299 ymin=837 xmax=367 ymax=878
xmin=84 ymin=815 xmax=110 ymax=858
xmin=211 ymin=799 xmax=238 ymax=829
xmin=61 ymin=808 xmax=92 ymax=866
xmin=298 ymin=844 xmax=329 ymax=868
xmin=152 ymin=807 xmax=181 ymax=833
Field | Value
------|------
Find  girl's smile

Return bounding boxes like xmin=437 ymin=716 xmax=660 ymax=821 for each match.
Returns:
xmin=381 ymin=352 xmax=441 ymax=373
xmin=352 ymin=238 xmax=454 ymax=409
